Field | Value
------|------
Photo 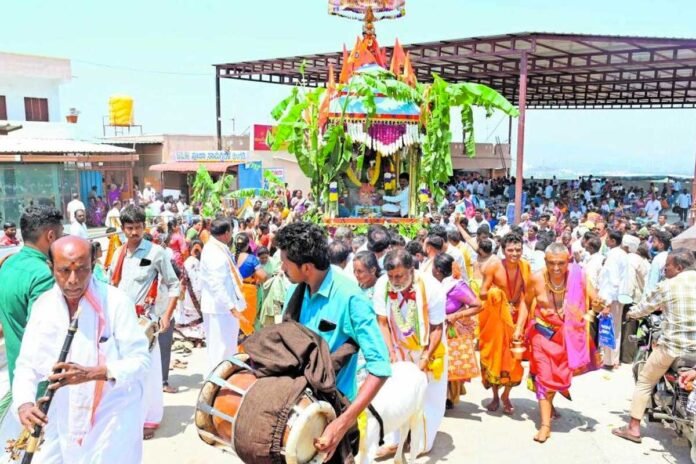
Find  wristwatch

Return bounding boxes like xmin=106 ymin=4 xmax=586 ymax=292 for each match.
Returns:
xmin=105 ymin=366 xmax=116 ymax=382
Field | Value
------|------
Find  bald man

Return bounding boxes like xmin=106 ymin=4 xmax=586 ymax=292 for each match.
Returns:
xmin=11 ymin=236 xmax=150 ymax=463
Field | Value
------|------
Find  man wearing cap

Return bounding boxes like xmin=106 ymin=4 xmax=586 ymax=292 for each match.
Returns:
xmin=619 ymin=234 xmax=650 ymax=363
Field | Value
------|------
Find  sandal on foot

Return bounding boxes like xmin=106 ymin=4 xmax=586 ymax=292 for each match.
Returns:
xmin=162 ymin=384 xmax=179 ymax=394
xmin=612 ymin=426 xmax=641 ymax=443
xmin=533 ymin=424 xmax=551 ymax=443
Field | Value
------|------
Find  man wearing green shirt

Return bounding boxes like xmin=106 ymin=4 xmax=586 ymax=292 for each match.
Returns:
xmin=0 ymin=206 xmax=64 ymax=386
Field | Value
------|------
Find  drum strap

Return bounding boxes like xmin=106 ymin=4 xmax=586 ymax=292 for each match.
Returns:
xmin=367 ymin=404 xmax=385 ymax=446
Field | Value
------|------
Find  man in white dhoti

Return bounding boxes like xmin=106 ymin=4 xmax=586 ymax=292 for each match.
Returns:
xmin=372 ymin=248 xmax=447 ymax=456
xmin=108 ymin=205 xmax=179 ymax=440
xmin=199 ymin=218 xmax=247 ymax=370
xmin=598 ymin=229 xmax=628 ymax=369
xmin=381 ymin=173 xmax=410 ymax=217
xmin=12 ymin=236 xmax=150 ymax=463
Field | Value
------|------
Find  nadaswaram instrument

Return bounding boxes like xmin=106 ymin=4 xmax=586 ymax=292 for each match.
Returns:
xmin=5 ymin=307 xmax=82 ymax=463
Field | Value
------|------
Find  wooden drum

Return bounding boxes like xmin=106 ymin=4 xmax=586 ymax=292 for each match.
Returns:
xmin=195 ymin=355 xmax=336 ymax=464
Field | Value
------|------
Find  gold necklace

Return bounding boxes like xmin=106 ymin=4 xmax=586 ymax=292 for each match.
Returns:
xmin=544 ymin=272 xmax=567 ymax=294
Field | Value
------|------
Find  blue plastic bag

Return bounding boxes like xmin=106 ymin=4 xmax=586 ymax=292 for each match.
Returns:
xmin=598 ymin=314 xmax=616 ymax=349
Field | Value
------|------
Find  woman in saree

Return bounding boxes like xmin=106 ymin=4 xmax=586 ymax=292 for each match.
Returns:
xmin=431 ymin=253 xmax=483 ymax=408
xmin=234 ymin=233 xmax=268 ymax=335
xmin=106 ymin=182 xmax=123 ymax=207
xmin=177 ymin=240 xmax=205 ymax=345
xmin=167 ymin=219 xmax=188 ymax=270
xmin=86 ymin=198 xmax=97 ymax=226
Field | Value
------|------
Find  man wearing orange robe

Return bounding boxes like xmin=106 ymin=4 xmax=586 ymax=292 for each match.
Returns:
xmin=478 ymin=233 xmax=530 ymax=415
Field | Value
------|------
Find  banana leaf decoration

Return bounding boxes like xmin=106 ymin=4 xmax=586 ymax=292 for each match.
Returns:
xmin=268 ymin=60 xmax=519 ymax=207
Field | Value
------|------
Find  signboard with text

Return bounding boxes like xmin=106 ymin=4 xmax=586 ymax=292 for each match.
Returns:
xmin=173 ymin=151 xmax=248 ymax=163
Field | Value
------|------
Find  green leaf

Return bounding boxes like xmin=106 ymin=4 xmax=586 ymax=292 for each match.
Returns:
xmin=227 ymin=188 xmax=276 ymax=200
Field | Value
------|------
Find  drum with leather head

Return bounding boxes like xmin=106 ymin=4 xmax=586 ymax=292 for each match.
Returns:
xmin=138 ymin=316 xmax=158 ymax=351
xmin=195 ymin=354 xmax=336 ymax=464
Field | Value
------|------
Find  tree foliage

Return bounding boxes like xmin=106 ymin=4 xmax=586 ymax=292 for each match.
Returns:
xmin=191 ymin=165 xmax=233 ymax=218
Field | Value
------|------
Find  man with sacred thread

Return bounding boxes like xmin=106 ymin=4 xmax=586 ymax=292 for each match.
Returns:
xmin=372 ymin=248 xmax=447 ymax=455
xmin=12 ymin=236 xmax=150 ymax=463
xmin=525 ymin=242 xmax=601 ymax=443
xmin=478 ymin=232 xmax=530 ymax=415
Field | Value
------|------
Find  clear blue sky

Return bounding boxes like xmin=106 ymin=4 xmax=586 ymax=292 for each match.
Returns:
xmin=3 ymin=0 xmax=696 ymax=177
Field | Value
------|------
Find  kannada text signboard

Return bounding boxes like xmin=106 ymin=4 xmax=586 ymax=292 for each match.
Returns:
xmin=173 ymin=151 xmax=248 ymax=163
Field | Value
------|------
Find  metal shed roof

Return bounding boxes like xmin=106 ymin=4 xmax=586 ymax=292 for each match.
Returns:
xmin=215 ymin=32 xmax=696 ymax=109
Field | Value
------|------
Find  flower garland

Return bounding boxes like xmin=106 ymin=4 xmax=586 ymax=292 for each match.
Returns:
xmin=346 ymin=151 xmax=382 ymax=187
xmin=387 ymin=286 xmax=420 ymax=346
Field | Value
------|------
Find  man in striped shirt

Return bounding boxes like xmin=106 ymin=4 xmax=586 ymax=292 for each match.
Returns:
xmin=612 ymin=249 xmax=696 ymax=443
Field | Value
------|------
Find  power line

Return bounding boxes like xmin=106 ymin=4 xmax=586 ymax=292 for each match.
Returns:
xmin=72 ymin=59 xmax=210 ymax=77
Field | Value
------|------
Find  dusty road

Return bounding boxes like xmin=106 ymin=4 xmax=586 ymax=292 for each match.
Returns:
xmin=145 ymin=347 xmax=692 ymax=464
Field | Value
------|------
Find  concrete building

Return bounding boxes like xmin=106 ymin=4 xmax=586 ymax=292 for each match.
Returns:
xmin=102 ymin=131 xmax=311 ymax=199
xmin=0 ymin=52 xmax=136 ymax=225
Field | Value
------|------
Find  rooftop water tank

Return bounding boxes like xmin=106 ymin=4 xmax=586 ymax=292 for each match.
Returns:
xmin=108 ymin=95 xmax=134 ymax=126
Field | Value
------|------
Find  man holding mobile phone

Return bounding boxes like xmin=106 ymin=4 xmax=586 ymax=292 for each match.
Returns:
xmin=275 ymin=222 xmax=391 ymax=463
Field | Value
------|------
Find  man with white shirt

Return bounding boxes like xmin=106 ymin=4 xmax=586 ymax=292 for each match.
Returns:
xmin=644 ymin=194 xmax=662 ymax=223
xmin=373 ymin=249 xmax=446 ymax=454
xmin=199 ymin=218 xmax=246 ymax=370
xmin=494 ymin=216 xmax=510 ymax=238
xmin=430 ymin=225 xmax=468 ymax=282
xmin=583 ymin=236 xmax=604 ymax=295
xmin=105 ymin=201 xmax=122 ymax=229
xmin=598 ymin=229 xmax=629 ymax=369
xmin=108 ymin=206 xmax=179 ymax=440
xmin=382 ymin=173 xmax=410 ymax=217
xmin=676 ymin=189 xmax=691 ymax=222
xmin=584 ymin=189 xmax=592 ymax=204
xmin=467 ymin=209 xmax=489 ymax=234
xmin=66 ymin=193 xmax=85 ymax=224
xmin=13 ymin=236 xmax=149 ymax=463
xmin=141 ymin=182 xmax=156 ymax=205
xmin=69 ymin=209 xmax=89 ymax=239
xmin=645 ymin=230 xmax=671 ymax=294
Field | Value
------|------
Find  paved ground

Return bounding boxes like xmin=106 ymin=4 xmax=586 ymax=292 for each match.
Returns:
xmin=145 ymin=347 xmax=692 ymax=464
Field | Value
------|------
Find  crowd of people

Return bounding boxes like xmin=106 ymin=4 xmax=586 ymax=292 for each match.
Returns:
xmin=0 ymin=172 xmax=695 ymax=463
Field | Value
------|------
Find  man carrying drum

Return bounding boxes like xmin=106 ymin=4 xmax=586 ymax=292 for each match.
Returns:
xmin=275 ymin=222 xmax=392 ymax=462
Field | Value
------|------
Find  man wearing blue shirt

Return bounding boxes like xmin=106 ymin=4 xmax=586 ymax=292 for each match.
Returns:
xmin=276 ymin=222 xmax=391 ymax=461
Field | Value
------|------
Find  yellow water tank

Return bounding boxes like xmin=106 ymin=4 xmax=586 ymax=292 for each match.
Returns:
xmin=109 ymin=95 xmax=134 ymax=126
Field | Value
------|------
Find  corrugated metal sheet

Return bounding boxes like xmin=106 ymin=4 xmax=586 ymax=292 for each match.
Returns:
xmin=100 ymin=135 xmax=164 ymax=144
xmin=0 ymin=138 xmax=134 ymax=154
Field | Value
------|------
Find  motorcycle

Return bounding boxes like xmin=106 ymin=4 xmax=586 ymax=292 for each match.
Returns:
xmin=631 ymin=314 xmax=696 ymax=461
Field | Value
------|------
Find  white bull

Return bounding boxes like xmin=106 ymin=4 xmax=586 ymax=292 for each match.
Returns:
xmin=357 ymin=361 xmax=428 ymax=464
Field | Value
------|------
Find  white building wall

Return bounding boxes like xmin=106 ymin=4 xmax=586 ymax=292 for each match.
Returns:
xmin=0 ymin=52 xmax=71 ymax=124
xmin=0 ymin=75 xmax=62 ymax=122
